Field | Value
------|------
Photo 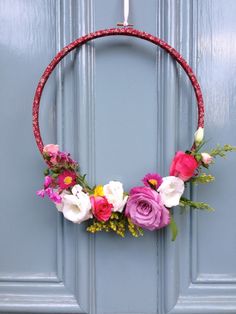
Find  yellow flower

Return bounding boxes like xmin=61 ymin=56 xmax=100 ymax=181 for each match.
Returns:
xmin=94 ymin=185 xmax=104 ymax=197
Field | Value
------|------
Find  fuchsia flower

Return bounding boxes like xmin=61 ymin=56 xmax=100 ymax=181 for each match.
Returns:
xmin=59 ymin=152 xmax=77 ymax=165
xmin=43 ymin=144 xmax=77 ymax=168
xmin=50 ymin=151 xmax=77 ymax=167
xmin=49 ymin=191 xmax=62 ymax=204
xmin=58 ymin=170 xmax=77 ymax=189
xmin=44 ymin=176 xmax=52 ymax=188
xmin=90 ymin=196 xmax=113 ymax=222
xmin=37 ymin=189 xmax=45 ymax=198
xmin=125 ymin=186 xmax=170 ymax=231
xmin=37 ymin=187 xmax=62 ymax=204
xmin=142 ymin=173 xmax=163 ymax=189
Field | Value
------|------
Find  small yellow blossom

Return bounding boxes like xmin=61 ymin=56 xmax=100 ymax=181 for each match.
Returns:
xmin=94 ymin=185 xmax=104 ymax=196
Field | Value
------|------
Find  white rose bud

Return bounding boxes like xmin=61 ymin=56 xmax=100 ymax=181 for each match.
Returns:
xmin=194 ymin=127 xmax=204 ymax=146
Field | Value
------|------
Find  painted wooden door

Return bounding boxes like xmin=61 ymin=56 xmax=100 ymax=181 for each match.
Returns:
xmin=1 ymin=0 xmax=236 ymax=313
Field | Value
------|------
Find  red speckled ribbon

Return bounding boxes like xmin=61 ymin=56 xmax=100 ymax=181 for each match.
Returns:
xmin=32 ymin=28 xmax=205 ymax=159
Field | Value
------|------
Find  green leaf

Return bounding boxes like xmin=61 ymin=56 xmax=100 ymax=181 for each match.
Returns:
xmin=180 ymin=197 xmax=215 ymax=212
xmin=195 ymin=154 xmax=202 ymax=162
xmin=44 ymin=169 xmax=50 ymax=176
xmin=190 ymin=173 xmax=215 ymax=184
xmin=127 ymin=218 xmax=144 ymax=237
xmin=169 ymin=214 xmax=178 ymax=241
xmin=210 ymin=144 xmax=236 ymax=158
xmin=194 ymin=140 xmax=208 ymax=153
xmin=51 ymin=173 xmax=59 ymax=178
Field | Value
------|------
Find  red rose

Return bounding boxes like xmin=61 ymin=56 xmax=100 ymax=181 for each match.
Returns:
xmin=170 ymin=151 xmax=198 ymax=181
xmin=90 ymin=196 xmax=113 ymax=222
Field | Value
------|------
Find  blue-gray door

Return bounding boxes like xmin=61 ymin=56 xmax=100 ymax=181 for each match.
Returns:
xmin=1 ymin=0 xmax=236 ymax=313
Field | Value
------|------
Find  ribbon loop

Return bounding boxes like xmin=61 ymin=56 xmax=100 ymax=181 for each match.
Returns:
xmin=117 ymin=0 xmax=133 ymax=27
xmin=124 ymin=0 xmax=129 ymax=26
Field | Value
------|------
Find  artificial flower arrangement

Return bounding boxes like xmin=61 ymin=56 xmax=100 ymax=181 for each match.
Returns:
xmin=31 ymin=29 xmax=236 ymax=240
xmin=37 ymin=127 xmax=236 ymax=240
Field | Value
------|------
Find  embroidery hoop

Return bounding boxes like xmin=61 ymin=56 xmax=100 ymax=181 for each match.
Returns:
xmin=32 ymin=27 xmax=205 ymax=160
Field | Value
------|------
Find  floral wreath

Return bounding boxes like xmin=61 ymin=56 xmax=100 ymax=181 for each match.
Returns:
xmin=33 ymin=28 xmax=235 ymax=240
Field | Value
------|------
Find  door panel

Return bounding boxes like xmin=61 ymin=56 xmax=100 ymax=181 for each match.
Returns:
xmin=0 ymin=0 xmax=236 ymax=313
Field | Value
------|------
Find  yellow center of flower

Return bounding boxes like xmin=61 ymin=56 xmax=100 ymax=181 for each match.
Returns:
xmin=148 ymin=179 xmax=158 ymax=187
xmin=94 ymin=185 xmax=104 ymax=196
xmin=64 ymin=176 xmax=73 ymax=185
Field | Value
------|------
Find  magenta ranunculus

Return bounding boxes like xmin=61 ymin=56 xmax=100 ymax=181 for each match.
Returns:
xmin=170 ymin=151 xmax=198 ymax=181
xmin=125 ymin=186 xmax=170 ymax=231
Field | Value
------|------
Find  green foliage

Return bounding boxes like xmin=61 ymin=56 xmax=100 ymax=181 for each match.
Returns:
xmin=169 ymin=214 xmax=178 ymax=241
xmin=210 ymin=144 xmax=236 ymax=158
xmin=180 ymin=197 xmax=215 ymax=211
xmin=127 ymin=219 xmax=144 ymax=237
xmin=76 ymin=174 xmax=94 ymax=194
xmin=87 ymin=212 xmax=144 ymax=237
xmin=44 ymin=169 xmax=50 ymax=176
xmin=190 ymin=173 xmax=215 ymax=184
xmin=194 ymin=153 xmax=203 ymax=162
xmin=194 ymin=140 xmax=208 ymax=153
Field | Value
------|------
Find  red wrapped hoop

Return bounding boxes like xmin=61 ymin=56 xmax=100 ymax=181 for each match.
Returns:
xmin=32 ymin=27 xmax=205 ymax=159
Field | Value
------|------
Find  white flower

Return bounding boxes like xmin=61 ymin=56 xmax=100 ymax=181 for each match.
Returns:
xmin=157 ymin=176 xmax=185 ymax=208
xmin=55 ymin=190 xmax=69 ymax=212
xmin=194 ymin=127 xmax=204 ymax=146
xmin=71 ymin=184 xmax=83 ymax=195
xmin=201 ymin=152 xmax=213 ymax=165
xmin=58 ymin=184 xmax=92 ymax=223
xmin=103 ymin=181 xmax=128 ymax=212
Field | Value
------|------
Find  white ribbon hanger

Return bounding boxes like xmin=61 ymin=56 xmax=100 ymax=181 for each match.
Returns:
xmin=117 ymin=0 xmax=133 ymax=27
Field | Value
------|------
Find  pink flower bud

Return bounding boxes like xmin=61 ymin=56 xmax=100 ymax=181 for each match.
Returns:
xmin=43 ymin=144 xmax=59 ymax=154
xmin=201 ymin=152 xmax=213 ymax=165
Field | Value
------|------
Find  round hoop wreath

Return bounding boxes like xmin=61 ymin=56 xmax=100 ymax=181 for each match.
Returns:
xmin=33 ymin=28 xmax=235 ymax=240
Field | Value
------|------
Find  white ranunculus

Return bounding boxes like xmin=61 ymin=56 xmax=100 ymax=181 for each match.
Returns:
xmin=59 ymin=184 xmax=92 ymax=223
xmin=157 ymin=176 xmax=185 ymax=208
xmin=71 ymin=184 xmax=83 ymax=196
xmin=55 ymin=190 xmax=68 ymax=212
xmin=103 ymin=181 xmax=128 ymax=212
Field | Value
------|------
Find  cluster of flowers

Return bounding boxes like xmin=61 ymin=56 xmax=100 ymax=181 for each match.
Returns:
xmin=37 ymin=127 xmax=235 ymax=239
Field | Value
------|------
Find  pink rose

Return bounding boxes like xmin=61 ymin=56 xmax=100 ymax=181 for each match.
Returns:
xmin=125 ymin=186 xmax=170 ymax=231
xmin=170 ymin=151 xmax=198 ymax=181
xmin=90 ymin=196 xmax=112 ymax=222
xmin=201 ymin=152 xmax=213 ymax=165
xmin=43 ymin=144 xmax=59 ymax=155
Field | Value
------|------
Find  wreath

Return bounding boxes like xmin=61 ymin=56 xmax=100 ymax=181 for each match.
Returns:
xmin=33 ymin=28 xmax=236 ymax=240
